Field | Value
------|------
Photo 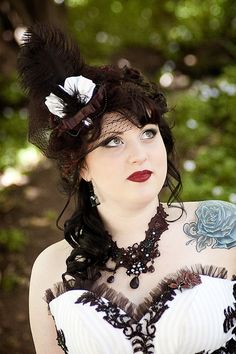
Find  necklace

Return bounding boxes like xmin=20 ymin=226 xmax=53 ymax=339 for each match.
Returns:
xmin=106 ymin=203 xmax=169 ymax=289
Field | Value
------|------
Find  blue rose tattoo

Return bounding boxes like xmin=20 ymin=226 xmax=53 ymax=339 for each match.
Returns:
xmin=183 ymin=201 xmax=236 ymax=252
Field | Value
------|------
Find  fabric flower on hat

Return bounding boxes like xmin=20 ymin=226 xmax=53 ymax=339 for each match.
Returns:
xmin=45 ymin=93 xmax=65 ymax=118
xmin=45 ymin=75 xmax=96 ymax=118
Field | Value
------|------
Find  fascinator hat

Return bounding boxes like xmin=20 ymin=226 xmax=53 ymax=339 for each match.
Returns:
xmin=18 ymin=24 xmax=171 ymax=194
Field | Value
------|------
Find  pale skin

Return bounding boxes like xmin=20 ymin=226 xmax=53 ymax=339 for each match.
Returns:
xmin=29 ymin=114 xmax=236 ymax=353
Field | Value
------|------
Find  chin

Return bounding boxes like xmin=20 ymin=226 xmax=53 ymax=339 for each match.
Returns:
xmin=128 ymin=189 xmax=159 ymax=206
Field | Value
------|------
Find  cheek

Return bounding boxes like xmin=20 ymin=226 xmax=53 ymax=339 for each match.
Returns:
xmin=152 ymin=143 xmax=168 ymax=184
xmin=154 ymin=140 xmax=167 ymax=166
xmin=85 ymin=154 xmax=118 ymax=183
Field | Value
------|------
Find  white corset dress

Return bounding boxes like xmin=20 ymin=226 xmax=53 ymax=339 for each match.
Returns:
xmin=46 ymin=266 xmax=236 ymax=354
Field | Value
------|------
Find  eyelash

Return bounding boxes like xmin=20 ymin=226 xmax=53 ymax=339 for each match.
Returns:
xmin=100 ymin=136 xmax=122 ymax=148
xmin=101 ymin=128 xmax=158 ymax=148
xmin=142 ymin=128 xmax=157 ymax=139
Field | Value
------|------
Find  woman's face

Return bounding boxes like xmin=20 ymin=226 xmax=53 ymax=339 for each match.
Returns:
xmin=81 ymin=113 xmax=167 ymax=209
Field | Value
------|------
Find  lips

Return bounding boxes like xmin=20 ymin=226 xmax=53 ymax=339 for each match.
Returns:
xmin=127 ymin=170 xmax=152 ymax=182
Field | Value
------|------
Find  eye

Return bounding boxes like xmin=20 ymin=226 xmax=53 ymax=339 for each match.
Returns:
xmin=101 ymin=136 xmax=123 ymax=147
xmin=141 ymin=128 xmax=158 ymax=140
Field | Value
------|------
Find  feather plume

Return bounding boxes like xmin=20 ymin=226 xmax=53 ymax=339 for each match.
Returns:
xmin=17 ymin=23 xmax=85 ymax=98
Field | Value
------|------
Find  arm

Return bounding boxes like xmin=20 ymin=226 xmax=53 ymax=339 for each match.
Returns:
xmin=29 ymin=241 xmax=70 ymax=354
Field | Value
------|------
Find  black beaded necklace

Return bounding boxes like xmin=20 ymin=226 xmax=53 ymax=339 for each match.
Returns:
xmin=106 ymin=203 xmax=169 ymax=289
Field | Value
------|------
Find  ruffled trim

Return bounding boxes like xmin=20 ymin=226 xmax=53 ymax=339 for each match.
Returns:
xmin=45 ymin=264 xmax=231 ymax=320
xmin=190 ymin=264 xmax=228 ymax=279
xmin=44 ymin=278 xmax=89 ymax=305
xmin=91 ymin=268 xmax=202 ymax=321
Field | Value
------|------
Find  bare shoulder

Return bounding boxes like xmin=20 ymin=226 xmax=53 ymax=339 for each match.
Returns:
xmin=166 ymin=200 xmax=236 ymax=276
xmin=182 ymin=199 xmax=236 ymax=249
xmin=29 ymin=240 xmax=72 ymax=354
xmin=181 ymin=199 xmax=236 ymax=221
xmin=31 ymin=239 xmax=72 ymax=287
xmin=180 ymin=200 xmax=236 ymax=272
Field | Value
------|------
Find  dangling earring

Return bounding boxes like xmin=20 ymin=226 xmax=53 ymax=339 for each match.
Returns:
xmin=163 ymin=177 xmax=168 ymax=188
xmin=88 ymin=182 xmax=100 ymax=207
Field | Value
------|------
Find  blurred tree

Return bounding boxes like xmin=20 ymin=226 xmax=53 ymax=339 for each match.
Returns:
xmin=0 ymin=0 xmax=67 ymax=76
xmin=66 ymin=0 xmax=236 ymax=78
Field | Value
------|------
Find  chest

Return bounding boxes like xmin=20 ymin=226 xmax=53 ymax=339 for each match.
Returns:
xmin=95 ymin=225 xmax=235 ymax=306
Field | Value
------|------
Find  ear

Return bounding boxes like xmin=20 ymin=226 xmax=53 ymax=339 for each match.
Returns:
xmin=79 ymin=162 xmax=91 ymax=182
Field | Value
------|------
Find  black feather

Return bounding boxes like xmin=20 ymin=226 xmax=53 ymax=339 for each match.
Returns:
xmin=17 ymin=23 xmax=85 ymax=98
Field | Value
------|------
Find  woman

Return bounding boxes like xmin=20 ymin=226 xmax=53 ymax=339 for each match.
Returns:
xmin=18 ymin=24 xmax=236 ymax=354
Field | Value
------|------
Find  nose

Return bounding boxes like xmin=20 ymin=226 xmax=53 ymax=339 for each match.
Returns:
xmin=127 ymin=140 xmax=147 ymax=165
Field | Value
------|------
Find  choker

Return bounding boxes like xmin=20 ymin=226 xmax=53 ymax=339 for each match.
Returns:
xmin=106 ymin=203 xmax=169 ymax=289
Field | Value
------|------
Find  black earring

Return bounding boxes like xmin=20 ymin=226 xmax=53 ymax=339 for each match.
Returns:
xmin=88 ymin=182 xmax=100 ymax=207
xmin=163 ymin=176 xmax=169 ymax=188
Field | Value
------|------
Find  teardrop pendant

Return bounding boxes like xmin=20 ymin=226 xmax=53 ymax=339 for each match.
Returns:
xmin=107 ymin=275 xmax=115 ymax=283
xmin=130 ymin=276 xmax=139 ymax=289
xmin=148 ymin=265 xmax=155 ymax=273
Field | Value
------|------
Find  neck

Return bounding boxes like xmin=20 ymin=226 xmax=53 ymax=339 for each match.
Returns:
xmin=97 ymin=197 xmax=161 ymax=248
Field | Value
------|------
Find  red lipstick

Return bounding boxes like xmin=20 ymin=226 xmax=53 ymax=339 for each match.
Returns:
xmin=127 ymin=170 xmax=152 ymax=183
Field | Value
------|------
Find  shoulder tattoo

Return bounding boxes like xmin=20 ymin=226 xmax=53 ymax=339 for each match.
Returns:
xmin=183 ymin=200 xmax=236 ymax=252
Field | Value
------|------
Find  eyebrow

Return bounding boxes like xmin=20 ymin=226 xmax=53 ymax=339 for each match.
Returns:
xmin=99 ymin=124 xmax=158 ymax=140
xmin=99 ymin=130 xmax=125 ymax=138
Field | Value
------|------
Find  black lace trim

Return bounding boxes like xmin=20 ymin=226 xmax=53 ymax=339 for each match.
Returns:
xmin=223 ymin=284 xmax=236 ymax=333
xmin=56 ymin=328 xmax=69 ymax=354
xmin=76 ymin=286 xmax=176 ymax=354
xmin=196 ymin=332 xmax=236 ymax=353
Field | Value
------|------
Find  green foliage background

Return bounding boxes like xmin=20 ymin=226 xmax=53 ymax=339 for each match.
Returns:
xmin=1 ymin=0 xmax=236 ymax=202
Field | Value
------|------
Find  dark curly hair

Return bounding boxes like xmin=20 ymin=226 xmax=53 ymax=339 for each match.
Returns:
xmin=62 ymin=66 xmax=182 ymax=285
xmin=17 ymin=24 xmax=182 ymax=286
